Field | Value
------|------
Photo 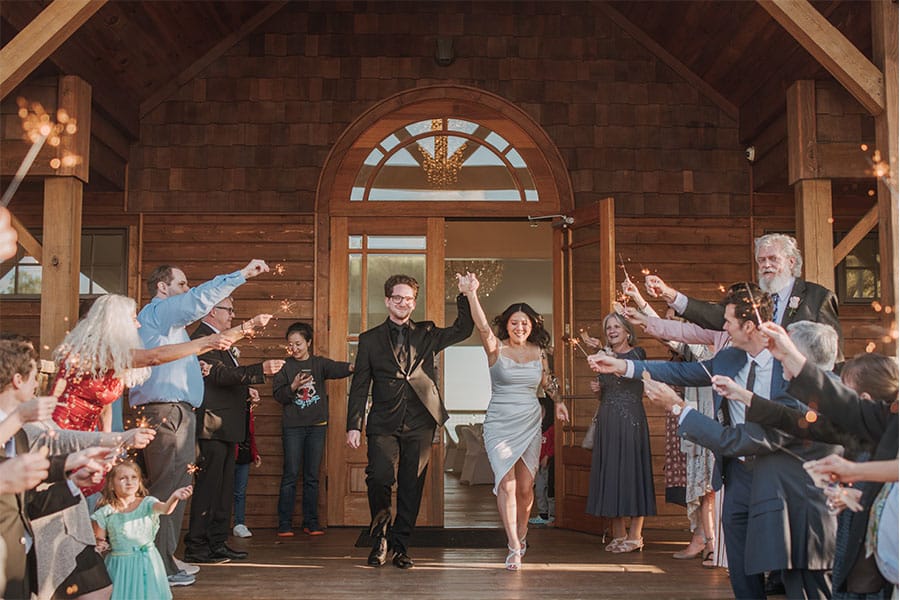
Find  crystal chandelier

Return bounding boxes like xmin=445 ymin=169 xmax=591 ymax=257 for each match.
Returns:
xmin=416 ymin=119 xmax=467 ymax=188
xmin=445 ymin=260 xmax=504 ymax=300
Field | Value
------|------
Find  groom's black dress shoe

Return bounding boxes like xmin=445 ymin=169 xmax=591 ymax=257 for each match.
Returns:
xmin=392 ymin=551 xmax=414 ymax=569
xmin=210 ymin=545 xmax=248 ymax=560
xmin=183 ymin=552 xmax=229 ymax=564
xmin=368 ymin=537 xmax=389 ymax=567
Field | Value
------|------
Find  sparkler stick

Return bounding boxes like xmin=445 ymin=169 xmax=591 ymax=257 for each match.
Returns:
xmin=1 ymin=130 xmax=48 ymax=207
xmin=618 ymin=253 xmax=633 ymax=283
xmin=743 ymin=282 xmax=764 ymax=325
xmin=564 ymin=335 xmax=591 ymax=358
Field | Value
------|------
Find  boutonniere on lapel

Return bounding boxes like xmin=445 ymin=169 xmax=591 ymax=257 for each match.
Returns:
xmin=786 ymin=296 xmax=801 ymax=318
xmin=229 ymin=346 xmax=241 ymax=360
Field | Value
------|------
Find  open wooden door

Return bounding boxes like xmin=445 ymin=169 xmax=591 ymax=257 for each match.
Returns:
xmin=552 ymin=198 xmax=616 ymax=534
xmin=325 ymin=216 xmax=446 ymax=527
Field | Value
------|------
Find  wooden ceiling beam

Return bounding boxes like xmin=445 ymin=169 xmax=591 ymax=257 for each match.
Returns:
xmin=598 ymin=3 xmax=739 ymax=122
xmin=0 ymin=0 xmax=106 ymax=99
xmin=1 ymin=6 xmax=140 ymax=139
xmin=833 ymin=204 xmax=878 ymax=267
xmin=139 ymin=1 xmax=288 ymax=118
xmin=758 ymin=0 xmax=885 ymax=116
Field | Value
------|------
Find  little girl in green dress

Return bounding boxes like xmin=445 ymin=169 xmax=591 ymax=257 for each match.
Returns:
xmin=91 ymin=461 xmax=192 ymax=600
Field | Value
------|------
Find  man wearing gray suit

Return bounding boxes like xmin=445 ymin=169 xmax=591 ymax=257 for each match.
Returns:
xmin=590 ymin=285 xmax=837 ymax=599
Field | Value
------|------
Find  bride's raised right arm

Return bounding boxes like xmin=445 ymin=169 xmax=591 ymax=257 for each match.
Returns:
xmin=457 ymin=272 xmax=498 ymax=363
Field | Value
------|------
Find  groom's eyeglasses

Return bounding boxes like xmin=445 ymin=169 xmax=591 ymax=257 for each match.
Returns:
xmin=389 ymin=295 xmax=416 ymax=305
xmin=213 ymin=306 xmax=235 ymax=314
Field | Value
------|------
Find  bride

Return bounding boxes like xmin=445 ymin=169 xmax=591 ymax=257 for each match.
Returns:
xmin=458 ymin=272 xmax=568 ymax=571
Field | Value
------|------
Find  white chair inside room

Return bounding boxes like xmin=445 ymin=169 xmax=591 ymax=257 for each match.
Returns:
xmin=458 ymin=424 xmax=493 ymax=486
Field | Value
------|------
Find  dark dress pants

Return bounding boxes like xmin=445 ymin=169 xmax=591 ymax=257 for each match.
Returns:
xmin=184 ymin=438 xmax=236 ymax=555
xmin=781 ymin=569 xmax=832 ymax=600
xmin=366 ymin=424 xmax=435 ymax=554
xmin=723 ymin=459 xmax=766 ymax=600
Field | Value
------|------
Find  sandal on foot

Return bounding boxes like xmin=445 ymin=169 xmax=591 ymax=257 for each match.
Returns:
xmin=604 ymin=536 xmax=626 ymax=552
xmin=505 ymin=545 xmax=524 ymax=571
xmin=611 ymin=538 xmax=644 ymax=553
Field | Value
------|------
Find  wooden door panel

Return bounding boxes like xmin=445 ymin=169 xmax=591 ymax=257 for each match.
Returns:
xmin=326 ymin=216 xmax=445 ymax=527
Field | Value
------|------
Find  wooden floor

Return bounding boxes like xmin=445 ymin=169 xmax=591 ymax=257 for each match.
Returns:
xmin=173 ymin=527 xmax=734 ymax=600
xmin=173 ymin=473 xmax=733 ymax=598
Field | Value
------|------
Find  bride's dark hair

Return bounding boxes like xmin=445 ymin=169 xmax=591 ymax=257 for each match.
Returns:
xmin=492 ymin=303 xmax=552 ymax=350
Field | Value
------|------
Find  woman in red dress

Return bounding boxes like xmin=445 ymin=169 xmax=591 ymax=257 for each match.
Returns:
xmin=50 ymin=293 xmax=234 ymax=495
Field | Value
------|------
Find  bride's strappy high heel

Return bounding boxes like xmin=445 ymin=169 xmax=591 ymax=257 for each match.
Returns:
xmin=505 ymin=545 xmax=525 ymax=571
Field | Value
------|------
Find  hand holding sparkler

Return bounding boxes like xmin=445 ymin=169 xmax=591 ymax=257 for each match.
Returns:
xmin=14 ymin=396 xmax=58 ymax=424
xmin=620 ymin=305 xmax=648 ymax=328
xmin=758 ymin=322 xmax=807 ymax=379
xmin=262 ymin=359 xmax=286 ymax=376
xmin=644 ymin=275 xmax=677 ymax=303
xmin=579 ymin=329 xmax=601 ymax=350
xmin=0 ymin=207 xmax=17 ymax=261
xmin=563 ymin=334 xmax=591 ymax=357
xmin=240 ymin=259 xmax=270 ymax=279
xmin=641 ymin=376 xmax=684 ymax=412
xmin=621 ymin=279 xmax=649 ymax=311
xmin=0 ymin=449 xmax=50 ymax=494
xmin=711 ymin=375 xmax=752 ymax=403
xmin=199 ymin=360 xmax=212 ymax=377
xmin=121 ymin=427 xmax=156 ymax=450
xmin=587 ymin=352 xmax=626 ymax=375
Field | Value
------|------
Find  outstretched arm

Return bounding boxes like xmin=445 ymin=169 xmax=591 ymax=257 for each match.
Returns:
xmin=459 ymin=273 xmax=498 ymax=364
xmin=154 ymin=485 xmax=193 ymax=515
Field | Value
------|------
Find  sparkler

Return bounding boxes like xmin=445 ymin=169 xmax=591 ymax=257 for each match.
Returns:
xmin=618 ymin=253 xmax=633 ymax=284
xmin=743 ymin=282 xmax=764 ymax=326
xmin=563 ymin=335 xmax=591 ymax=358
xmin=1 ymin=100 xmax=79 ymax=207
xmin=860 ymin=144 xmax=898 ymax=197
xmin=186 ymin=463 xmax=201 ymax=475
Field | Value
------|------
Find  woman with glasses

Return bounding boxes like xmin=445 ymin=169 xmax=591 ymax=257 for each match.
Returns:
xmin=272 ymin=322 xmax=353 ymax=536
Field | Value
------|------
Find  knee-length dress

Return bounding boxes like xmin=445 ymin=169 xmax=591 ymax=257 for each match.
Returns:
xmin=482 ymin=348 xmax=543 ymax=495
xmin=91 ymin=497 xmax=171 ymax=600
xmin=585 ymin=347 xmax=657 ymax=518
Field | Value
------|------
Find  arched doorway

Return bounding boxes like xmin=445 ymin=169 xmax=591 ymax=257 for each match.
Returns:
xmin=315 ymin=85 xmax=574 ymax=526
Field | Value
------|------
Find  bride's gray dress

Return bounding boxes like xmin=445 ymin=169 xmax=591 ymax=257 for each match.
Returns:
xmin=482 ymin=347 xmax=543 ymax=495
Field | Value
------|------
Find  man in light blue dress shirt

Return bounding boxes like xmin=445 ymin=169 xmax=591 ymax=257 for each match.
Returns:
xmin=129 ymin=259 xmax=269 ymax=586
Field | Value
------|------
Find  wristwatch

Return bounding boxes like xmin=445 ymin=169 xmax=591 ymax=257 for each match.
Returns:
xmin=670 ymin=403 xmax=683 ymax=417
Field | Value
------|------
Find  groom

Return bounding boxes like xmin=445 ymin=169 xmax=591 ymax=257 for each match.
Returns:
xmin=347 ymin=274 xmax=473 ymax=569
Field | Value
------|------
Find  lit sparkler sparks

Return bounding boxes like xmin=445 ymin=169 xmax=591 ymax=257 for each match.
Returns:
xmin=860 ymin=144 xmax=898 ymax=197
xmin=273 ymin=263 xmax=286 ymax=276
xmin=186 ymin=463 xmax=201 ymax=475
xmin=743 ymin=282 xmax=764 ymax=325
xmin=563 ymin=334 xmax=591 ymax=358
xmin=1 ymin=99 xmax=80 ymax=207
xmin=618 ymin=253 xmax=633 ymax=284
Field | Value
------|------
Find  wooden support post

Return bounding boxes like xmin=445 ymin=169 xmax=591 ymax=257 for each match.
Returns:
xmin=39 ymin=177 xmax=82 ymax=359
xmin=794 ymin=179 xmax=834 ymax=291
xmin=872 ymin=1 xmax=898 ymax=346
xmin=56 ymin=75 xmax=91 ymax=183
xmin=598 ymin=197 xmax=616 ymax=318
xmin=786 ymin=81 xmax=817 ymax=184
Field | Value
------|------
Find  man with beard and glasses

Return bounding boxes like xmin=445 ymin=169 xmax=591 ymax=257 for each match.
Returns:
xmin=643 ymin=233 xmax=843 ymax=364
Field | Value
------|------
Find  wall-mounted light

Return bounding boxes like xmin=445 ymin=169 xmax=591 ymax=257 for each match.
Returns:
xmin=435 ymin=38 xmax=454 ymax=67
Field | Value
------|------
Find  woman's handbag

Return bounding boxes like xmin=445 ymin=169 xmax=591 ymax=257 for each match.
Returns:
xmin=581 ymin=414 xmax=597 ymax=450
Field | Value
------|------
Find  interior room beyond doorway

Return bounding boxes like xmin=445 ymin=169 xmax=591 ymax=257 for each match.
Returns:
xmin=441 ymin=220 xmax=553 ymax=528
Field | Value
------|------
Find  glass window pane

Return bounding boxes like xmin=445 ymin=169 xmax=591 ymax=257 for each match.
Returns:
xmin=350 ymin=187 xmax=365 ymax=201
xmin=380 ymin=134 xmax=401 ymax=152
xmin=405 ymin=120 xmax=434 ymax=136
xmin=348 ymin=254 xmax=362 ymax=335
xmin=366 ymin=236 xmax=426 ymax=250
xmin=448 ymin=119 xmax=478 ymax=134
xmin=349 ymin=236 xmax=363 ymax=249
xmin=366 ymin=254 xmax=426 ymax=327
xmin=90 ymin=266 xmax=123 ymax=294
xmin=80 ymin=236 xmax=93 ymax=268
xmin=364 ymin=149 xmax=383 ymax=166
xmin=467 ymin=146 xmax=504 ymax=166
xmin=384 ymin=148 xmax=420 ymax=166
xmin=79 ymin=273 xmax=92 ymax=294
xmin=485 ymin=131 xmax=509 ymax=151
xmin=347 ymin=341 xmax=359 ymax=368
xmin=17 ymin=264 xmax=42 ymax=294
xmin=92 ymin=235 xmax=125 ymax=265
xmin=506 ymin=149 xmax=526 ymax=168
xmin=0 ymin=269 xmax=17 ymax=294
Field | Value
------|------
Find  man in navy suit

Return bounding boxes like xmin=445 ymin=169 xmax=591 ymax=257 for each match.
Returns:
xmin=589 ymin=283 xmax=778 ymax=599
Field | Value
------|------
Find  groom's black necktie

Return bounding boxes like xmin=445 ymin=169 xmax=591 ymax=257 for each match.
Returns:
xmin=391 ymin=324 xmax=408 ymax=370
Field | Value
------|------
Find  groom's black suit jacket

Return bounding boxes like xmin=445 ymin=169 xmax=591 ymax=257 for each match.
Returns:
xmin=348 ymin=294 xmax=473 ymax=435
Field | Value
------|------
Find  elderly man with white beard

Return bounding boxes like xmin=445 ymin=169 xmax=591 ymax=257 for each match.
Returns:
xmin=645 ymin=232 xmax=843 ymax=364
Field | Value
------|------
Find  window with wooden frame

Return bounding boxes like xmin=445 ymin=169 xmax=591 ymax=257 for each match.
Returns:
xmin=0 ymin=229 xmax=127 ymax=297
xmin=350 ymin=118 xmax=539 ymax=203
xmin=835 ymin=231 xmax=880 ymax=304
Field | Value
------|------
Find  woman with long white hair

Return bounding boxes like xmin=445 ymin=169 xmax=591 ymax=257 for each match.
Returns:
xmin=50 ymin=293 xmax=236 ymax=436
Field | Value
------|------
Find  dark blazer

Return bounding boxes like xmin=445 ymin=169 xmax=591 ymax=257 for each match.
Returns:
xmin=784 ymin=361 xmax=898 ymax=593
xmin=192 ymin=322 xmax=266 ymax=443
xmin=348 ymin=294 xmax=473 ymax=434
xmin=681 ymin=278 xmax=844 ymax=362
xmin=631 ymin=346 xmax=788 ymax=490
xmin=0 ymin=430 xmax=70 ymax=600
xmin=678 ymin=410 xmax=840 ymax=574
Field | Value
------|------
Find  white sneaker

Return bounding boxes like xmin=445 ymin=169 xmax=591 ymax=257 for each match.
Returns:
xmin=233 ymin=524 xmax=252 ymax=538
xmin=174 ymin=558 xmax=200 ymax=576
xmin=167 ymin=571 xmax=195 ymax=587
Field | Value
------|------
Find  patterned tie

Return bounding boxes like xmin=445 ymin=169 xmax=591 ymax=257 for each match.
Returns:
xmin=393 ymin=326 xmax=408 ymax=370
xmin=772 ymin=294 xmax=780 ymax=323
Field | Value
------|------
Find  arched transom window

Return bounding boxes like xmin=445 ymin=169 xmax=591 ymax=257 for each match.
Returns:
xmin=351 ymin=118 xmax=539 ymax=202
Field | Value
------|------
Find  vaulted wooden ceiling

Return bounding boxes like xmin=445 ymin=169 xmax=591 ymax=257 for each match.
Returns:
xmin=0 ymin=0 xmax=878 ymax=186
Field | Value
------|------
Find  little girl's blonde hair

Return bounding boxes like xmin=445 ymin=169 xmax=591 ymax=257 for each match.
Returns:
xmin=96 ymin=461 xmax=148 ymax=511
